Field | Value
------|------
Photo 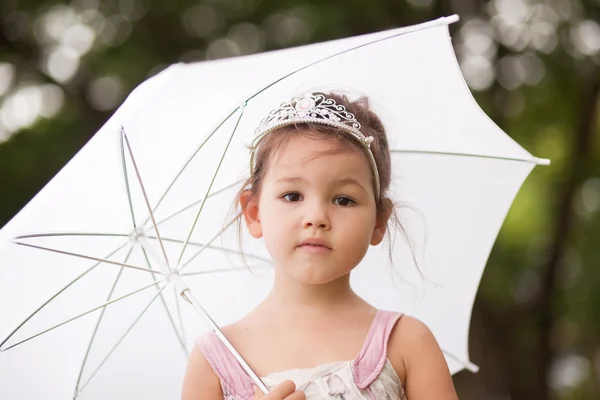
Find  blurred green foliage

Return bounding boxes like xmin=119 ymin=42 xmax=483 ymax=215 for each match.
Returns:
xmin=1 ymin=0 xmax=599 ymax=399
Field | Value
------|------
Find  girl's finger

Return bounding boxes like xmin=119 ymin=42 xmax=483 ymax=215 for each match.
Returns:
xmin=265 ymin=380 xmax=296 ymax=398
xmin=286 ymin=391 xmax=307 ymax=400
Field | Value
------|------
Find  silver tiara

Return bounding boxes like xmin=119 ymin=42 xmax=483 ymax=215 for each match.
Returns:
xmin=249 ymin=93 xmax=380 ymax=198
xmin=251 ymin=93 xmax=374 ymax=149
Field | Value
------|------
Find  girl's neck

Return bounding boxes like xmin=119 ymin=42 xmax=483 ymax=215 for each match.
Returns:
xmin=262 ymin=272 xmax=362 ymax=318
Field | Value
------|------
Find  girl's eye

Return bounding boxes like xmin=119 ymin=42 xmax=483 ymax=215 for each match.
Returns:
xmin=282 ymin=192 xmax=302 ymax=202
xmin=334 ymin=196 xmax=355 ymax=206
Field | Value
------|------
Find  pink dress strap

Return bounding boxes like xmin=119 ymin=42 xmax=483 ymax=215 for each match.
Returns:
xmin=196 ymin=332 xmax=255 ymax=400
xmin=351 ymin=310 xmax=404 ymax=389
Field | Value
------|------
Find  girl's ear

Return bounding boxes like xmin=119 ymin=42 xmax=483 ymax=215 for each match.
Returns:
xmin=371 ymin=198 xmax=393 ymax=246
xmin=240 ymin=190 xmax=262 ymax=238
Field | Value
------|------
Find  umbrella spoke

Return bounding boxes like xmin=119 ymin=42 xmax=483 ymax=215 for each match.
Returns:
xmin=0 ymin=280 xmax=162 ymax=353
xmin=176 ymin=106 xmax=246 ymax=267
xmin=390 ymin=149 xmax=550 ymax=165
xmin=243 ymin=18 xmax=459 ymax=103
xmin=76 ymin=283 xmax=168 ymax=395
xmin=140 ymin=248 xmax=188 ymax=358
xmin=173 ymin=286 xmax=187 ymax=352
xmin=180 ymin=264 xmax=272 ymax=276
xmin=15 ymin=232 xmax=128 ymax=239
xmin=120 ymin=132 xmax=138 ymax=229
xmin=73 ymin=248 xmax=133 ymax=393
xmin=0 ymin=242 xmax=129 ymax=349
xmin=143 ymin=108 xmax=241 ymax=225
xmin=13 ymin=240 xmax=164 ymax=275
xmin=143 ymin=235 xmax=272 ymax=266
xmin=139 ymin=237 xmax=169 ymax=270
xmin=121 ymin=127 xmax=170 ymax=271
xmin=151 ymin=179 xmax=244 ymax=228
xmin=178 ymin=217 xmax=237 ymax=272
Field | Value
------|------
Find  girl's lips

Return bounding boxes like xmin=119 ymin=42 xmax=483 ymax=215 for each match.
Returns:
xmin=297 ymin=244 xmax=332 ymax=254
xmin=299 ymin=238 xmax=331 ymax=248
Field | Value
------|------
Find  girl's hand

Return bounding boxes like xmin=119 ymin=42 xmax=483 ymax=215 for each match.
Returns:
xmin=253 ymin=380 xmax=306 ymax=400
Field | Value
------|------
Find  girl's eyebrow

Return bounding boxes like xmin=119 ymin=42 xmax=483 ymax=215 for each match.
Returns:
xmin=335 ymin=177 xmax=368 ymax=193
xmin=274 ymin=176 xmax=306 ymax=184
xmin=274 ymin=176 xmax=368 ymax=193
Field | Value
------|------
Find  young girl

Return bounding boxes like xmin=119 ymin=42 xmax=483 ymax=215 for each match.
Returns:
xmin=182 ymin=92 xmax=458 ymax=399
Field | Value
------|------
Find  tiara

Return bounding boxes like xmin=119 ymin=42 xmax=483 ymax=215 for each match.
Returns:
xmin=249 ymin=93 xmax=380 ymax=198
xmin=252 ymin=94 xmax=374 ymax=148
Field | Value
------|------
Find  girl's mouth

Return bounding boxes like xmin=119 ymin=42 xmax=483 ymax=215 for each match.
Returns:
xmin=298 ymin=244 xmax=332 ymax=254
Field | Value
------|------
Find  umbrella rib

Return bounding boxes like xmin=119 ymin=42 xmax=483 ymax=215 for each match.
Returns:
xmin=176 ymin=106 xmax=246 ymax=267
xmin=140 ymin=237 xmax=170 ymax=270
xmin=143 ymin=108 xmax=240 ymax=226
xmin=0 ymin=280 xmax=162 ymax=353
xmin=244 ymin=17 xmax=457 ymax=103
xmin=178 ymin=216 xmax=237 ymax=272
xmin=147 ymin=235 xmax=272 ymax=265
xmin=73 ymin=248 xmax=133 ymax=394
xmin=13 ymin=232 xmax=271 ymax=266
xmin=120 ymin=131 xmax=138 ymax=228
xmin=140 ymin=247 xmax=188 ymax=358
xmin=390 ymin=149 xmax=550 ymax=165
xmin=0 ymin=242 xmax=129 ymax=349
xmin=77 ymin=283 xmax=168 ymax=395
xmin=174 ymin=286 xmax=187 ymax=354
xmin=181 ymin=264 xmax=272 ymax=276
xmin=15 ymin=232 xmax=128 ymax=239
xmin=121 ymin=127 xmax=170 ymax=270
xmin=151 ymin=179 xmax=244 ymax=228
xmin=12 ymin=241 xmax=164 ymax=275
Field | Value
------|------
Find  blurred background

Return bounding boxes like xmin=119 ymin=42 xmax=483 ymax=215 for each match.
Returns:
xmin=0 ymin=0 xmax=598 ymax=398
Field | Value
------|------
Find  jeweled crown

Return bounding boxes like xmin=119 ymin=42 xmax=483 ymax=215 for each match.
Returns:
xmin=251 ymin=93 xmax=374 ymax=149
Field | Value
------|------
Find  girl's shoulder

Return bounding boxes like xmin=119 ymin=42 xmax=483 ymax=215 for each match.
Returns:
xmin=387 ymin=315 xmax=456 ymax=397
xmin=387 ymin=315 xmax=430 ymax=381
xmin=388 ymin=314 xmax=435 ymax=354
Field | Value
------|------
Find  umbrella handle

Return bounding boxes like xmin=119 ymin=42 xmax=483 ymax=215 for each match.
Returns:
xmin=170 ymin=273 xmax=270 ymax=394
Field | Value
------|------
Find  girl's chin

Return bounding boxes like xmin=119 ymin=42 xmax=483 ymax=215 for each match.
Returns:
xmin=281 ymin=266 xmax=354 ymax=286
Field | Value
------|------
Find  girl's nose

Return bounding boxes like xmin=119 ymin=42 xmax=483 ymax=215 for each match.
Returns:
xmin=302 ymin=204 xmax=331 ymax=230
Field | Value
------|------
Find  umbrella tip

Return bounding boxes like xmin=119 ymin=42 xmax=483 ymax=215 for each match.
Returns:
xmin=465 ymin=360 xmax=480 ymax=374
xmin=444 ymin=14 xmax=460 ymax=24
xmin=535 ymin=157 xmax=551 ymax=166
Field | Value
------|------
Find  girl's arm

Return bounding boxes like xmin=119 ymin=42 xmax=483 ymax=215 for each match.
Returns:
xmin=389 ymin=316 xmax=459 ymax=399
xmin=181 ymin=345 xmax=224 ymax=400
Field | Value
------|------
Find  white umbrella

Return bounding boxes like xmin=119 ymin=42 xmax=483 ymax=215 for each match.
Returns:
xmin=0 ymin=15 xmax=548 ymax=399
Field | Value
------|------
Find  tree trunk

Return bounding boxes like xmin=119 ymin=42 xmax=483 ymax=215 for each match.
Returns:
xmin=536 ymin=71 xmax=600 ymax=399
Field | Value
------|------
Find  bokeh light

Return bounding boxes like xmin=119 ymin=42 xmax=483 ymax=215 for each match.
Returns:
xmin=0 ymin=63 xmax=16 ymax=97
xmin=0 ymin=85 xmax=43 ymax=133
xmin=87 ymin=76 xmax=124 ymax=111
xmin=181 ymin=5 xmax=222 ymax=38
xmin=228 ymin=22 xmax=264 ymax=55
xmin=43 ymin=45 xmax=80 ymax=83
xmin=570 ymin=20 xmax=600 ymax=56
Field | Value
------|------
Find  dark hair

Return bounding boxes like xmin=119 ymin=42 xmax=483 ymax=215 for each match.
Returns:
xmin=229 ymin=92 xmax=419 ymax=275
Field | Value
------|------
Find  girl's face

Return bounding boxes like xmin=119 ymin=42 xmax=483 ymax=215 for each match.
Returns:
xmin=243 ymin=134 xmax=388 ymax=286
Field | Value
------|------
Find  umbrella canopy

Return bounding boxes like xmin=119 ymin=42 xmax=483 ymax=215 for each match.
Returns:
xmin=0 ymin=15 xmax=548 ymax=399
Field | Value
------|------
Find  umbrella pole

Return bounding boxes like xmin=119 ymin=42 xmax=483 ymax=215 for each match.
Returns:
xmin=169 ymin=272 xmax=270 ymax=394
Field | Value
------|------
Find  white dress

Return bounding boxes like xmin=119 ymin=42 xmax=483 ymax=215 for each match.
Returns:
xmin=197 ymin=310 xmax=407 ymax=400
xmin=256 ymin=358 xmax=406 ymax=400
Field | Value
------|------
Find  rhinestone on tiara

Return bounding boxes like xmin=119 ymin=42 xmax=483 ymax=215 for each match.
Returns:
xmin=249 ymin=93 xmax=381 ymax=199
xmin=251 ymin=93 xmax=375 ymax=150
